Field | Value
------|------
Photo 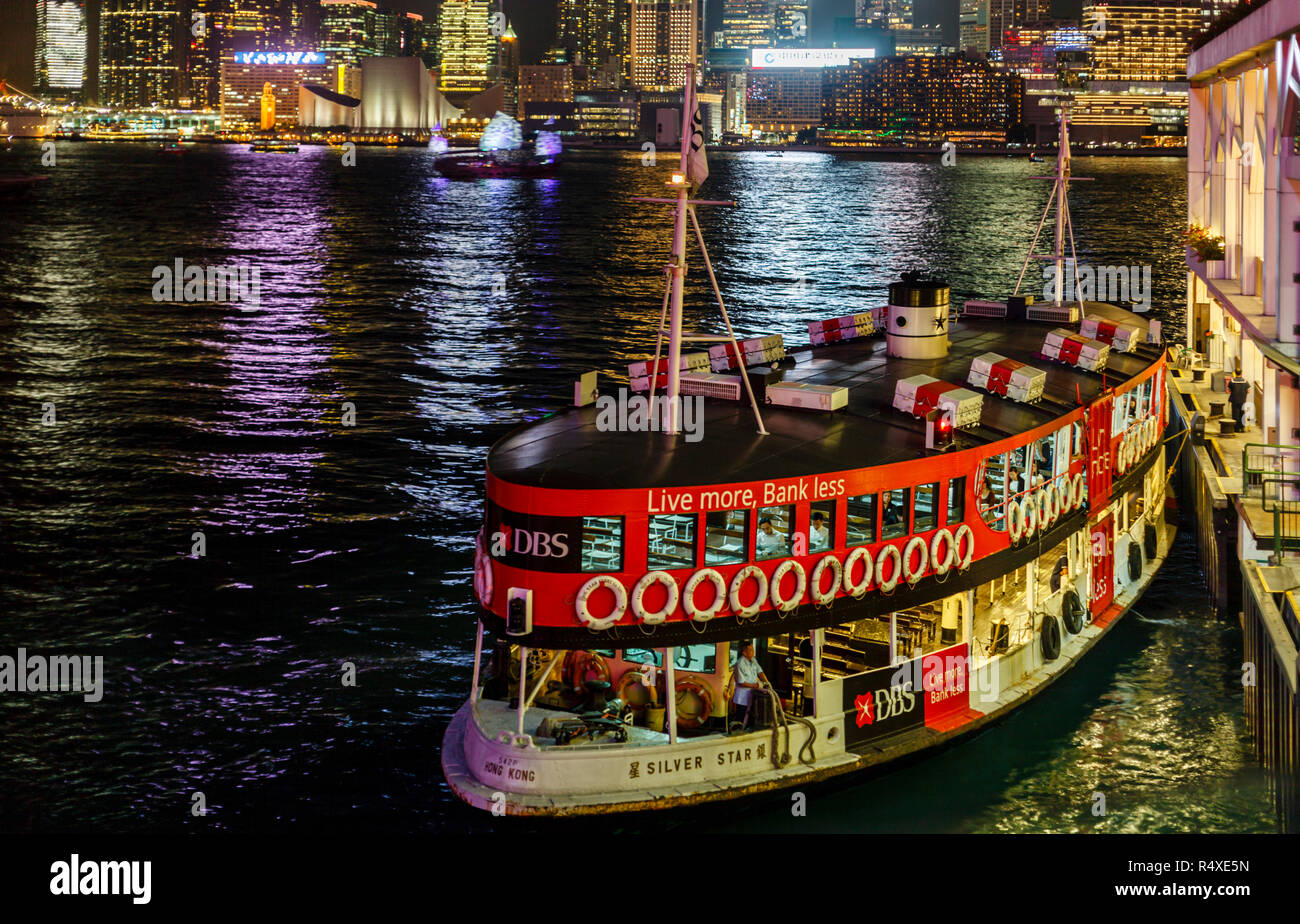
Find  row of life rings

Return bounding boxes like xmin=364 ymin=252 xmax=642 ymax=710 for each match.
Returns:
xmin=1117 ymin=416 xmax=1160 ymax=475
xmin=1007 ymin=473 xmax=1087 ymax=543
xmin=575 ymin=525 xmax=977 ymax=629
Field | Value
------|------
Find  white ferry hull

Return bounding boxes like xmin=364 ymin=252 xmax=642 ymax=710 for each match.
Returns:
xmin=443 ymin=501 xmax=1175 ymax=817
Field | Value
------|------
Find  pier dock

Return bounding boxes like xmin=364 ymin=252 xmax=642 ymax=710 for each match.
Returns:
xmin=1179 ymin=0 xmax=1300 ymax=833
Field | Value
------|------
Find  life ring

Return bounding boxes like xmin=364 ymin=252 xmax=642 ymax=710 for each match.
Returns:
xmin=575 ymin=575 xmax=627 ymax=630
xmin=1043 ymin=484 xmax=1058 ymax=525
xmin=1146 ymin=417 xmax=1157 ymax=451
xmin=1035 ymin=489 xmax=1051 ymax=533
xmin=1041 ymin=613 xmax=1061 ymax=661
xmin=1115 ymin=437 xmax=1128 ymax=474
xmin=1056 ymin=479 xmax=1071 ymax=519
xmin=563 ymin=650 xmax=611 ymax=690
xmin=1072 ymin=472 xmax=1086 ymax=509
xmin=631 ymin=571 xmax=679 ymax=625
xmin=473 ymin=528 xmax=494 ymax=608
xmin=683 ymin=568 xmax=727 ymax=621
xmin=729 ymin=565 xmax=769 ymax=618
xmin=1007 ymin=499 xmax=1025 ymax=543
xmin=674 ymin=676 xmax=714 ymax=729
xmin=876 ymin=544 xmax=903 ymax=593
xmin=902 ymin=535 xmax=929 ymax=586
xmin=1062 ymin=588 xmax=1085 ymax=634
xmin=954 ymin=524 xmax=975 ymax=571
xmin=615 ymin=669 xmax=657 ymax=711
xmin=810 ymin=554 xmax=842 ymax=605
xmin=931 ymin=528 xmax=956 ymax=576
xmin=843 ymin=546 xmax=873 ymax=596
xmin=1127 ymin=540 xmax=1142 ymax=582
xmin=769 ymin=559 xmax=807 ymax=612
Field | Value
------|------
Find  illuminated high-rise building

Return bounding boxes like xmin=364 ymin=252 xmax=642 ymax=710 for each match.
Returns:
xmin=1082 ymin=1 xmax=1204 ymax=82
xmin=320 ymin=0 xmax=380 ymax=66
xmin=855 ymin=0 xmax=913 ymax=32
xmin=438 ymin=0 xmax=497 ymax=95
xmin=99 ymin=0 xmax=182 ymax=108
xmin=775 ymin=2 xmax=810 ymax=47
xmin=556 ymin=0 xmax=630 ymax=70
xmin=400 ymin=12 xmax=438 ymax=68
xmin=719 ymin=1 xmax=775 ymax=49
xmin=988 ymin=0 xmax=1052 ymax=49
xmin=500 ymin=21 xmax=519 ymax=115
xmin=630 ymin=0 xmax=697 ymax=90
xmin=35 ymin=0 xmax=87 ymax=97
xmin=959 ymin=0 xmax=990 ymax=54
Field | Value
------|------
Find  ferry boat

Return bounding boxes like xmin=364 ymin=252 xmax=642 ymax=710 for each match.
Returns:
xmin=249 ymin=139 xmax=299 ymax=153
xmin=433 ymin=112 xmax=560 ymax=180
xmin=442 ymin=90 xmax=1173 ymax=817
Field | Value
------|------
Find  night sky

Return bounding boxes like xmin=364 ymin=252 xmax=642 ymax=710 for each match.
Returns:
xmin=0 ymin=0 xmax=1091 ymax=93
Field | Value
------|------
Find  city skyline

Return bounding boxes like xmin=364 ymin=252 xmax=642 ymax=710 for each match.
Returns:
xmin=1 ymin=0 xmax=1101 ymax=95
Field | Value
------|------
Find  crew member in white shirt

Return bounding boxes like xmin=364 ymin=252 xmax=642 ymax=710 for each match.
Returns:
xmin=809 ymin=511 xmax=830 ymax=552
xmin=731 ymin=642 xmax=768 ymax=731
xmin=756 ymin=517 xmax=785 ymax=558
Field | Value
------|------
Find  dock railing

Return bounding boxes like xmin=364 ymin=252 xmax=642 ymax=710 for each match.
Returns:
xmin=1242 ymin=444 xmax=1300 ymax=558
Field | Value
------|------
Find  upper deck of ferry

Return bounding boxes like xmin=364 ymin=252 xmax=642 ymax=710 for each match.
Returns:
xmin=489 ymin=300 xmax=1163 ymax=491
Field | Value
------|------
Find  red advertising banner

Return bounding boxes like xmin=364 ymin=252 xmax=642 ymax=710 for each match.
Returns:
xmin=1087 ymin=394 xmax=1113 ymax=515
xmin=922 ymin=642 xmax=970 ymax=727
xmin=1090 ymin=514 xmax=1114 ymax=617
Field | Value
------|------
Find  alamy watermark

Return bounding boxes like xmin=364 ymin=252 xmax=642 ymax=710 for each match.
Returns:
xmin=0 ymin=648 xmax=103 ymax=702
xmin=152 ymin=259 xmax=261 ymax=310
xmin=1042 ymin=263 xmax=1151 ymax=311
xmin=595 ymin=388 xmax=704 ymax=443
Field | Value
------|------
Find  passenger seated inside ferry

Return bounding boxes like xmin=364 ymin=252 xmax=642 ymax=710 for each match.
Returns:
xmin=1008 ymin=466 xmax=1026 ymax=495
xmin=730 ymin=642 xmax=768 ymax=731
xmin=882 ymin=488 xmax=909 ymax=539
xmin=809 ymin=511 xmax=830 ymax=551
xmin=755 ymin=505 xmax=793 ymax=560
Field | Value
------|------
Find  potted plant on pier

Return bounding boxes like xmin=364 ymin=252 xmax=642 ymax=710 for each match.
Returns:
xmin=1185 ymin=222 xmax=1226 ymax=263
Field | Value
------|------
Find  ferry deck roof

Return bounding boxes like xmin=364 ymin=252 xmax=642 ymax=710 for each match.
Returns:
xmin=489 ymin=302 xmax=1163 ymax=491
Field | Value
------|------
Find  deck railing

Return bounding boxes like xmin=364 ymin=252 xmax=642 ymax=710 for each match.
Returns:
xmin=1241 ymin=444 xmax=1300 ymax=558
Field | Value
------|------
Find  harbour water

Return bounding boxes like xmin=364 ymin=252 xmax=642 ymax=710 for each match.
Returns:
xmin=0 ymin=144 xmax=1276 ymax=832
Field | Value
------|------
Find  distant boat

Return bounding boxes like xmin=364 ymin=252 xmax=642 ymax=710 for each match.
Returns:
xmin=158 ymin=141 xmax=185 ymax=155
xmin=434 ymin=111 xmax=560 ymax=179
xmin=250 ymin=139 xmax=298 ymax=153
xmin=1029 ymin=152 xmax=1046 ymax=163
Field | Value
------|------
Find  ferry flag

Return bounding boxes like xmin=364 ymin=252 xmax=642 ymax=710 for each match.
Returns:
xmin=688 ymin=102 xmax=708 ymax=188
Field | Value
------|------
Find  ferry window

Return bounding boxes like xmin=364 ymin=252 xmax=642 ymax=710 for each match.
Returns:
xmin=648 ymin=514 xmax=696 ymax=570
xmin=914 ymin=482 xmax=938 ymax=532
xmin=622 ymin=648 xmax=663 ymax=668
xmin=947 ymin=476 xmax=966 ymax=525
xmin=979 ymin=453 xmax=1007 ymax=531
xmin=581 ymin=516 xmax=624 ymax=572
xmin=1139 ymin=379 xmax=1153 ymax=417
xmin=882 ymin=487 xmax=910 ymax=539
xmin=704 ymin=509 xmax=748 ymax=565
xmin=592 ymin=649 xmax=616 ymax=658
xmin=846 ymin=494 xmax=877 ymax=545
xmin=1072 ymin=421 xmax=1085 ymax=457
xmin=1007 ymin=456 xmax=1029 ymax=499
xmin=1055 ymin=426 xmax=1071 ymax=478
xmin=810 ymin=501 xmax=835 ymax=552
xmin=1031 ymin=437 xmax=1052 ymax=488
xmin=756 ymin=504 xmax=793 ymax=561
xmin=674 ymin=644 xmax=716 ymax=673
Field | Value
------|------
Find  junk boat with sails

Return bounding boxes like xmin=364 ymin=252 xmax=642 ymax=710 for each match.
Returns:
xmin=442 ymin=84 xmax=1174 ymax=816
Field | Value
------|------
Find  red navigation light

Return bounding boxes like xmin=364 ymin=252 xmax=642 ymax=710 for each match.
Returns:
xmin=926 ymin=409 xmax=954 ymax=451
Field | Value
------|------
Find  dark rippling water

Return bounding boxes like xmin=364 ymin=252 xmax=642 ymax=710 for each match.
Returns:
xmin=0 ymin=142 xmax=1275 ymax=833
